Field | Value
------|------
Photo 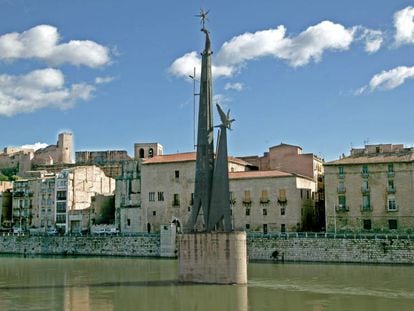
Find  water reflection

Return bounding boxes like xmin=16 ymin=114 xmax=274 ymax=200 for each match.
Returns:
xmin=0 ymin=256 xmax=413 ymax=311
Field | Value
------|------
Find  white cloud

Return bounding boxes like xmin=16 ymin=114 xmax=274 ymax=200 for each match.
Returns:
xmin=0 ymin=25 xmax=111 ymax=67
xmin=169 ymin=21 xmax=355 ymax=79
xmin=357 ymin=66 xmax=414 ymax=93
xmin=168 ymin=51 xmax=233 ymax=79
xmin=95 ymin=76 xmax=115 ymax=84
xmin=224 ymin=82 xmax=243 ymax=91
xmin=357 ymin=27 xmax=383 ymax=53
xmin=19 ymin=143 xmax=48 ymax=151
xmin=213 ymin=93 xmax=231 ymax=104
xmin=394 ymin=6 xmax=414 ymax=45
xmin=0 ymin=68 xmax=95 ymax=116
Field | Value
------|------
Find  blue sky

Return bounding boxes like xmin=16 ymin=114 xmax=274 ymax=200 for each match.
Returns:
xmin=1 ymin=0 xmax=414 ymax=161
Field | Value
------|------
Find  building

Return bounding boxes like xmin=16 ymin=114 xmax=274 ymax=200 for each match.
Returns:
xmin=239 ymin=143 xmax=325 ymax=230
xmin=12 ymin=179 xmax=37 ymax=231
xmin=0 ymin=183 xmax=12 ymax=229
xmin=134 ymin=143 xmax=163 ymax=159
xmin=114 ymin=160 xmax=143 ymax=232
xmin=138 ymin=152 xmax=316 ymax=233
xmin=324 ymin=144 xmax=414 ymax=233
xmin=0 ymin=132 xmax=74 ymax=176
xmin=56 ymin=166 xmax=115 ymax=233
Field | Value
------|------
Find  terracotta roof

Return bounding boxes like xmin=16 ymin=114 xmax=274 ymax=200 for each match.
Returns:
xmin=325 ymin=152 xmax=414 ymax=166
xmin=229 ymin=170 xmax=293 ymax=180
xmin=269 ymin=143 xmax=302 ymax=150
xmin=143 ymin=152 xmax=196 ymax=164
xmin=142 ymin=152 xmax=251 ymax=166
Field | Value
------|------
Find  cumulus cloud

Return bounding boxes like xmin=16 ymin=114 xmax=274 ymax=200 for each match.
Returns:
xmin=0 ymin=68 xmax=95 ymax=116
xmin=355 ymin=27 xmax=383 ymax=53
xmin=394 ymin=6 xmax=414 ymax=45
xmin=169 ymin=21 xmax=356 ymax=79
xmin=168 ymin=51 xmax=233 ymax=79
xmin=357 ymin=66 xmax=414 ymax=94
xmin=19 ymin=143 xmax=48 ymax=151
xmin=0 ymin=25 xmax=111 ymax=67
xmin=224 ymin=82 xmax=243 ymax=91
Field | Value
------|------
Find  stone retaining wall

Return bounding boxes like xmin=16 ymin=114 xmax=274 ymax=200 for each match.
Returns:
xmin=1 ymin=235 xmax=413 ymax=264
xmin=0 ymin=235 xmax=160 ymax=257
xmin=247 ymin=236 xmax=414 ymax=264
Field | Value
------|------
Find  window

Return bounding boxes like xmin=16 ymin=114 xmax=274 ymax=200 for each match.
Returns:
xmin=362 ymin=194 xmax=371 ymax=210
xmin=127 ymin=218 xmax=131 ymax=226
xmin=338 ymin=195 xmax=346 ymax=208
xmin=190 ymin=193 xmax=194 ymax=205
xmin=56 ymin=214 xmax=66 ymax=224
xmin=173 ymin=193 xmax=180 ymax=206
xmin=149 ymin=192 xmax=155 ymax=202
xmin=175 ymin=170 xmax=180 ymax=178
xmin=56 ymin=191 xmax=67 ymax=200
xmin=263 ymin=209 xmax=267 ymax=216
xmin=362 ymin=164 xmax=369 ymax=176
xmin=388 ymin=163 xmax=394 ymax=174
xmin=338 ymin=181 xmax=346 ymax=193
xmin=338 ymin=166 xmax=344 ymax=177
xmin=229 ymin=192 xmax=235 ymax=205
xmin=387 ymin=180 xmax=395 ymax=193
xmin=388 ymin=196 xmax=397 ymax=211
xmin=243 ymin=190 xmax=251 ymax=206
xmin=152 ymin=211 xmax=156 ymax=216
xmin=139 ymin=148 xmax=144 ymax=158
xmin=245 ymin=224 xmax=250 ymax=230
xmin=148 ymin=148 xmax=154 ymax=158
xmin=187 ymin=206 xmax=191 ymax=212
xmin=263 ymin=224 xmax=268 ymax=234
xmin=245 ymin=209 xmax=250 ymax=216
xmin=56 ymin=202 xmax=66 ymax=213
xmin=281 ymin=224 xmax=286 ymax=233
xmin=278 ymin=189 xmax=287 ymax=205
xmin=388 ymin=219 xmax=397 ymax=230
xmin=363 ymin=219 xmax=372 ymax=230
xmin=157 ymin=192 xmax=164 ymax=201
xmin=281 ymin=207 xmax=286 ymax=216
xmin=260 ymin=190 xmax=269 ymax=204
xmin=362 ymin=180 xmax=369 ymax=193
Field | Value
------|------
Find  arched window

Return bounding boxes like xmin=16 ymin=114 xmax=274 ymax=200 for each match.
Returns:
xmin=139 ymin=148 xmax=145 ymax=158
xmin=148 ymin=148 xmax=154 ymax=158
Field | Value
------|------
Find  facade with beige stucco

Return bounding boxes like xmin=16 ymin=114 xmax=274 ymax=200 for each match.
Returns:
xmin=139 ymin=152 xmax=316 ymax=233
xmin=325 ymin=144 xmax=414 ymax=233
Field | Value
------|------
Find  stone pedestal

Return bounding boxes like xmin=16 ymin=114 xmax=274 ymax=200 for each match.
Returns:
xmin=178 ymin=231 xmax=247 ymax=284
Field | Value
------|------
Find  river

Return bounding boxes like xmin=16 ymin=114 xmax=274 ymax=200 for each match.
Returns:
xmin=0 ymin=256 xmax=412 ymax=310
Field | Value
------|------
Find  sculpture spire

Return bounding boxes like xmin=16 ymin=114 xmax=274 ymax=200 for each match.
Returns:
xmin=188 ymin=11 xmax=232 ymax=233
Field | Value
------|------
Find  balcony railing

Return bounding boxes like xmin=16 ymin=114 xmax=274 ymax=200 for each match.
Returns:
xmin=335 ymin=204 xmax=349 ymax=212
xmin=242 ymin=199 xmax=252 ymax=207
xmin=361 ymin=172 xmax=369 ymax=178
xmin=260 ymin=198 xmax=270 ymax=205
xmin=361 ymin=186 xmax=370 ymax=194
xmin=360 ymin=205 xmax=372 ymax=212
xmin=387 ymin=171 xmax=395 ymax=177
xmin=277 ymin=198 xmax=287 ymax=206
xmin=387 ymin=186 xmax=396 ymax=193
xmin=337 ymin=186 xmax=346 ymax=194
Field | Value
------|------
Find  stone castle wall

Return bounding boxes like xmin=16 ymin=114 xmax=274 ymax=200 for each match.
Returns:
xmin=0 ymin=234 xmax=413 ymax=264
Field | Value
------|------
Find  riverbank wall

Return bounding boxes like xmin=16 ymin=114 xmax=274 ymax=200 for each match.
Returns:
xmin=1 ymin=233 xmax=414 ymax=264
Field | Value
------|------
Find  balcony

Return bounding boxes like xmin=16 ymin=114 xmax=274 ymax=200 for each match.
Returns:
xmin=277 ymin=197 xmax=287 ymax=206
xmin=361 ymin=186 xmax=370 ymax=194
xmin=337 ymin=186 xmax=346 ymax=194
xmin=361 ymin=172 xmax=369 ymax=178
xmin=338 ymin=173 xmax=345 ymax=179
xmin=387 ymin=171 xmax=395 ymax=177
xmin=387 ymin=186 xmax=396 ymax=194
xmin=335 ymin=204 xmax=349 ymax=212
xmin=360 ymin=205 xmax=372 ymax=212
xmin=259 ymin=198 xmax=270 ymax=205
xmin=242 ymin=199 xmax=252 ymax=207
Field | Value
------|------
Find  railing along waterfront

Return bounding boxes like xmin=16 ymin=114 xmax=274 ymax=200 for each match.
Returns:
xmin=247 ymin=232 xmax=414 ymax=240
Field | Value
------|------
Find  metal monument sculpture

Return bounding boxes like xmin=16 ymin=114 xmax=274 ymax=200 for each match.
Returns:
xmin=189 ymin=10 xmax=233 ymax=232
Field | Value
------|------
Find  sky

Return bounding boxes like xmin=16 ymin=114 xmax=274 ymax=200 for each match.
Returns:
xmin=1 ymin=0 xmax=414 ymax=161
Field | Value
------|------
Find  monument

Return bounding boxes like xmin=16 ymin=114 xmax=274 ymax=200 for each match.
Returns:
xmin=178 ymin=10 xmax=247 ymax=285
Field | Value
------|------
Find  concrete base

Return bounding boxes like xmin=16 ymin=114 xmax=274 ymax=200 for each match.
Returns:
xmin=178 ymin=231 xmax=247 ymax=284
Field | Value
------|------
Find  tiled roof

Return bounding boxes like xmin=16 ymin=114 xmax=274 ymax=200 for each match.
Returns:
xmin=142 ymin=152 xmax=251 ymax=166
xmin=325 ymin=152 xmax=414 ymax=166
xmin=229 ymin=170 xmax=293 ymax=180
